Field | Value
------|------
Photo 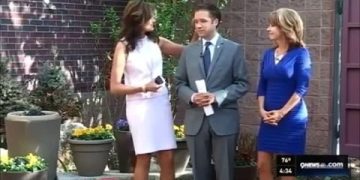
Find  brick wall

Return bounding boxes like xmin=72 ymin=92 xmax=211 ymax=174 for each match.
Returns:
xmin=201 ymin=0 xmax=336 ymax=154
xmin=0 ymin=0 xmax=127 ymax=92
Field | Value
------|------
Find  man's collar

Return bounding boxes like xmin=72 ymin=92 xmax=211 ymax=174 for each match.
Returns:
xmin=202 ymin=32 xmax=220 ymax=46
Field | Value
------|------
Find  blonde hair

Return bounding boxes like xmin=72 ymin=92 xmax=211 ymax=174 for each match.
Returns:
xmin=269 ymin=8 xmax=305 ymax=47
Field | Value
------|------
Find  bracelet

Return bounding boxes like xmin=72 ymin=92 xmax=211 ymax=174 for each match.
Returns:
xmin=141 ymin=85 xmax=146 ymax=92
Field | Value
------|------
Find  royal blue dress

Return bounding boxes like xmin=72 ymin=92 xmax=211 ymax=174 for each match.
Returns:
xmin=256 ymin=47 xmax=312 ymax=154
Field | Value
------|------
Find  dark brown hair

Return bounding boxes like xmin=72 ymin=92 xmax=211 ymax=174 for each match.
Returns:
xmin=120 ymin=0 xmax=158 ymax=52
xmin=194 ymin=3 xmax=222 ymax=27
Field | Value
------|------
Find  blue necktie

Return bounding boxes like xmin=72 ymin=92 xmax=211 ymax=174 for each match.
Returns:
xmin=203 ymin=41 xmax=211 ymax=76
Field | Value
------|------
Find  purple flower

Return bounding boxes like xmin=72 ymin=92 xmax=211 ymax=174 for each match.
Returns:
xmin=115 ymin=118 xmax=129 ymax=131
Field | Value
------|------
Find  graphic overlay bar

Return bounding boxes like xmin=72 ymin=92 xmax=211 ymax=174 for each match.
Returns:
xmin=276 ymin=155 xmax=296 ymax=176
xmin=296 ymin=155 xmax=349 ymax=177
xmin=276 ymin=155 xmax=350 ymax=177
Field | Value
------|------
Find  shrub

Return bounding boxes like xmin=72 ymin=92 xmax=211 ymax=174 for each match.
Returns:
xmin=29 ymin=63 xmax=82 ymax=120
xmin=0 ymin=57 xmax=32 ymax=122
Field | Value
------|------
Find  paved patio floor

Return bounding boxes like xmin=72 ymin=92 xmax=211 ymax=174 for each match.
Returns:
xmin=58 ymin=170 xmax=193 ymax=180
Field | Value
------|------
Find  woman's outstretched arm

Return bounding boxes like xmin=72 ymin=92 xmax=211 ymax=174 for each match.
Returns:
xmin=158 ymin=37 xmax=184 ymax=58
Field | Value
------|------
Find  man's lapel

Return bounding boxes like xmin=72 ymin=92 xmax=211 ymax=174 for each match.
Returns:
xmin=194 ymin=41 xmax=206 ymax=78
xmin=207 ymin=36 xmax=225 ymax=80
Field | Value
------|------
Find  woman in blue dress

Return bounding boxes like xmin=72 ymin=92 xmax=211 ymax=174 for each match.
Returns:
xmin=256 ymin=8 xmax=312 ymax=180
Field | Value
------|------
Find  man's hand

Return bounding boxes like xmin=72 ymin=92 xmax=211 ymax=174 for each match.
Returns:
xmin=192 ymin=93 xmax=215 ymax=107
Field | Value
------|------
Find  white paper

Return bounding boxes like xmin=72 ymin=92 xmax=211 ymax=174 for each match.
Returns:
xmin=195 ymin=79 xmax=214 ymax=116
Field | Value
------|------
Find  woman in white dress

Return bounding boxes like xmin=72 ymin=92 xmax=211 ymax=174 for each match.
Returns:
xmin=109 ymin=1 xmax=183 ymax=180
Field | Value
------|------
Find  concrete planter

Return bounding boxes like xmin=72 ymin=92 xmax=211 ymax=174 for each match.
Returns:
xmin=113 ymin=129 xmax=136 ymax=173
xmin=5 ymin=111 xmax=61 ymax=180
xmin=0 ymin=169 xmax=48 ymax=180
xmin=68 ymin=138 xmax=114 ymax=176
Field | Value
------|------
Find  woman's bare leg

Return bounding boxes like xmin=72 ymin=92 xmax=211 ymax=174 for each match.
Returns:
xmin=133 ymin=153 xmax=151 ymax=180
xmin=257 ymin=151 xmax=274 ymax=180
xmin=157 ymin=150 xmax=175 ymax=180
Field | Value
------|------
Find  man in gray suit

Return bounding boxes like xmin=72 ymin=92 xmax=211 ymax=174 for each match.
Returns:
xmin=175 ymin=3 xmax=249 ymax=180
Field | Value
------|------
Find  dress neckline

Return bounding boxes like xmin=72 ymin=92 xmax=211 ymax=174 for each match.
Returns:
xmin=271 ymin=48 xmax=291 ymax=66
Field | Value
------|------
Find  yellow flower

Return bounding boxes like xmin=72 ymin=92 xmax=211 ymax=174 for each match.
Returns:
xmin=72 ymin=128 xmax=85 ymax=137
xmin=105 ymin=124 xmax=112 ymax=130
xmin=86 ymin=128 xmax=95 ymax=135
xmin=174 ymin=124 xmax=185 ymax=139
xmin=26 ymin=153 xmax=39 ymax=168
xmin=0 ymin=148 xmax=9 ymax=164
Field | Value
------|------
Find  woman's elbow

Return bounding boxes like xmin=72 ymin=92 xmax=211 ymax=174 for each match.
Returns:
xmin=110 ymin=84 xmax=123 ymax=95
xmin=175 ymin=46 xmax=184 ymax=57
xmin=110 ymin=85 xmax=117 ymax=95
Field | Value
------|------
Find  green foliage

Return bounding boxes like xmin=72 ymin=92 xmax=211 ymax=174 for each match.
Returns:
xmin=30 ymin=63 xmax=81 ymax=120
xmin=149 ymin=0 xmax=193 ymax=42
xmin=0 ymin=58 xmax=32 ymax=121
xmin=90 ymin=7 xmax=121 ymax=44
xmin=0 ymin=153 xmax=47 ymax=172
xmin=90 ymin=7 xmax=121 ymax=90
xmin=0 ymin=57 xmax=8 ymax=75
xmin=104 ymin=8 xmax=122 ymax=42
xmin=37 ymin=63 xmax=67 ymax=91
xmin=23 ymin=107 xmax=45 ymax=116
xmin=217 ymin=0 xmax=229 ymax=9
xmin=0 ymin=80 xmax=32 ymax=120
xmin=89 ymin=23 xmax=102 ymax=40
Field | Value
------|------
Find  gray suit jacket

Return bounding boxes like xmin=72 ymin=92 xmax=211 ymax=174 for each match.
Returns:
xmin=175 ymin=36 xmax=249 ymax=136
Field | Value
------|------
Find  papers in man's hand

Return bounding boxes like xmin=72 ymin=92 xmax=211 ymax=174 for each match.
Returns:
xmin=195 ymin=79 xmax=214 ymax=116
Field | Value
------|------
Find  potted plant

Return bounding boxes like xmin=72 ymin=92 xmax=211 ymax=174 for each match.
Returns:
xmin=0 ymin=57 xmax=33 ymax=149
xmin=173 ymin=124 xmax=190 ymax=174
xmin=0 ymin=152 xmax=47 ymax=180
xmin=234 ymin=132 xmax=257 ymax=180
xmin=113 ymin=118 xmax=136 ymax=173
xmin=67 ymin=124 xmax=114 ymax=176
xmin=5 ymin=107 xmax=61 ymax=180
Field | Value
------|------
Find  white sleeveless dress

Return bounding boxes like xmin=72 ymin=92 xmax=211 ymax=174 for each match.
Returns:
xmin=124 ymin=36 xmax=177 ymax=155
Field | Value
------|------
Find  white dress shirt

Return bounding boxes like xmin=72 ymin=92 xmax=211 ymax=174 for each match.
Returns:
xmin=201 ymin=32 xmax=220 ymax=62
